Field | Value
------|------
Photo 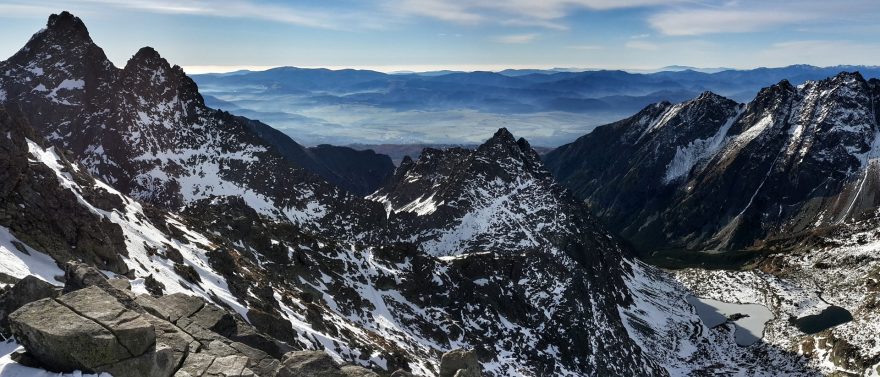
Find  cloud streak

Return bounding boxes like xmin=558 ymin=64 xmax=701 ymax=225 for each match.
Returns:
xmin=492 ymin=33 xmax=539 ymax=44
xmin=385 ymin=0 xmax=677 ymax=29
xmin=649 ymin=9 xmax=814 ymax=36
xmin=69 ymin=0 xmax=388 ymax=30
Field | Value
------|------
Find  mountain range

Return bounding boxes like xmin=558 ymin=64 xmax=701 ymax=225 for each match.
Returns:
xmin=1 ymin=10 xmax=880 ymax=377
xmin=193 ymin=63 xmax=880 ymax=147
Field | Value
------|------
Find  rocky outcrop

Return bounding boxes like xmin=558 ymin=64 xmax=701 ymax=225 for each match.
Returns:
xmin=438 ymin=349 xmax=481 ymax=377
xmin=275 ymin=351 xmax=377 ymax=377
xmin=0 ymin=276 xmax=59 ymax=336
xmin=0 ymin=106 xmax=129 ymax=274
xmin=9 ymin=286 xmax=157 ymax=373
xmin=5 ymin=268 xmax=377 ymax=377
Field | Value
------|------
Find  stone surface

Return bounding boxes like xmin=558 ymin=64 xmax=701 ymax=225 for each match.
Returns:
xmin=340 ymin=365 xmax=380 ymax=377
xmin=275 ymin=351 xmax=346 ymax=377
xmin=439 ymin=349 xmax=481 ymax=377
xmin=9 ymin=297 xmax=134 ymax=372
xmin=56 ymin=286 xmax=156 ymax=356
xmin=0 ymin=275 xmax=58 ymax=334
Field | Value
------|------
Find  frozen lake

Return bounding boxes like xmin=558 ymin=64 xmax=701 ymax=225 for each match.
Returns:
xmin=687 ymin=296 xmax=774 ymax=346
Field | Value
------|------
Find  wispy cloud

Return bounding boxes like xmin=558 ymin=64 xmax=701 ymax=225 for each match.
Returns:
xmin=492 ymin=33 xmax=539 ymax=44
xmin=568 ymin=44 xmax=604 ymax=50
xmin=625 ymin=40 xmax=659 ymax=51
xmin=386 ymin=0 xmax=677 ymax=30
xmin=756 ymin=39 xmax=880 ymax=66
xmin=646 ymin=1 xmax=880 ymax=36
xmin=649 ymin=9 xmax=814 ymax=36
xmin=69 ymin=0 xmax=389 ymax=30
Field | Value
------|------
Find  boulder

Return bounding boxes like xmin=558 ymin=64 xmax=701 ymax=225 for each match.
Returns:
xmin=9 ymin=286 xmax=159 ymax=374
xmin=9 ymin=296 xmax=140 ymax=372
xmin=176 ymin=353 xmax=254 ymax=377
xmin=63 ymin=261 xmax=140 ymax=311
xmin=56 ymin=286 xmax=156 ymax=355
xmin=0 ymin=276 xmax=58 ymax=333
xmin=390 ymin=370 xmax=414 ymax=377
xmin=138 ymin=292 xmax=205 ymax=322
xmin=340 ymin=364 xmax=380 ymax=377
xmin=275 ymin=351 xmax=346 ymax=377
xmin=108 ymin=277 xmax=132 ymax=291
xmin=439 ymin=349 xmax=481 ymax=377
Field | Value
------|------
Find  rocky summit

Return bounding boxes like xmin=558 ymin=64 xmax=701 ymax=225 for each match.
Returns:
xmin=2 ymin=10 xmax=880 ymax=377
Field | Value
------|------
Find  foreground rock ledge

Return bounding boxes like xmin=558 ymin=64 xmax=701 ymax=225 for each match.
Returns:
xmin=5 ymin=264 xmax=384 ymax=377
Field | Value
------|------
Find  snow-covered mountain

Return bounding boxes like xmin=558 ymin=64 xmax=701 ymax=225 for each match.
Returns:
xmin=5 ymin=10 xmax=880 ymax=377
xmin=0 ymin=11 xmax=393 ymax=217
xmin=0 ymin=101 xmax=662 ymax=376
xmin=546 ymin=72 xmax=880 ymax=256
xmin=545 ymin=71 xmax=880 ymax=374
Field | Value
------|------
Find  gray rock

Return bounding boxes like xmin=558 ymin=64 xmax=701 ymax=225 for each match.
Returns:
xmin=139 ymin=293 xmax=205 ymax=322
xmin=9 ymin=286 xmax=159 ymax=374
xmin=389 ymin=370 xmax=414 ymax=377
xmin=0 ymin=275 xmax=58 ymax=333
xmin=108 ymin=278 xmax=132 ymax=291
xmin=275 ymin=351 xmax=346 ymax=377
xmin=176 ymin=353 xmax=254 ymax=377
xmin=340 ymin=364 xmax=380 ymax=377
xmin=56 ymin=286 xmax=156 ymax=356
xmin=9 ymin=297 xmax=134 ymax=371
xmin=439 ymin=349 xmax=481 ymax=377
xmin=63 ymin=262 xmax=140 ymax=311
xmin=98 ymin=342 xmax=177 ymax=377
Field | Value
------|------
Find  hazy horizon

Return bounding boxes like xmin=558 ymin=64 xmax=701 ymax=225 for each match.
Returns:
xmin=2 ymin=1 xmax=880 ymax=74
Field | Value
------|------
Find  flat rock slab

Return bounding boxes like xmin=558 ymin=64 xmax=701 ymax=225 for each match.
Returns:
xmin=9 ymin=296 xmax=133 ymax=371
xmin=56 ymin=286 xmax=156 ymax=356
xmin=176 ymin=353 xmax=254 ymax=377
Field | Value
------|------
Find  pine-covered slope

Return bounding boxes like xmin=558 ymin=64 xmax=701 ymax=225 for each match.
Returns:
xmin=546 ymin=72 xmax=880 ymax=256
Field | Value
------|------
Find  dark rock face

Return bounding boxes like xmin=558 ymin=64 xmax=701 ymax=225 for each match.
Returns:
xmin=173 ymin=130 xmax=665 ymax=375
xmin=545 ymin=73 xmax=880 ymax=257
xmin=242 ymin=120 xmax=395 ymax=196
xmin=0 ymin=106 xmax=129 ymax=274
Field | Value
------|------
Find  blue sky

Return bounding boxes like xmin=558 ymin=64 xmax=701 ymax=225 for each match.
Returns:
xmin=1 ymin=0 xmax=880 ymax=73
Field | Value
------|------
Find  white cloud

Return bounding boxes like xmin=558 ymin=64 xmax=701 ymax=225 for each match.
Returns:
xmin=649 ymin=9 xmax=815 ymax=36
xmin=755 ymin=40 xmax=880 ymax=67
xmin=568 ymin=44 xmax=604 ymax=50
xmin=385 ymin=0 xmax=678 ymax=29
xmin=492 ymin=33 xmax=539 ymax=44
xmin=0 ymin=3 xmax=66 ymax=18
xmin=625 ymin=40 xmax=659 ymax=51
xmin=70 ymin=0 xmax=388 ymax=30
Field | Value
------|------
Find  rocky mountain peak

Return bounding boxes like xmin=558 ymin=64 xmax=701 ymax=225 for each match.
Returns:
xmin=46 ymin=11 xmax=89 ymax=37
xmin=474 ymin=127 xmax=543 ymax=174
xmin=486 ymin=127 xmax=516 ymax=144
xmin=12 ymin=11 xmax=98 ymax=62
xmin=128 ymin=46 xmax=167 ymax=69
xmin=120 ymin=45 xmax=205 ymax=113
